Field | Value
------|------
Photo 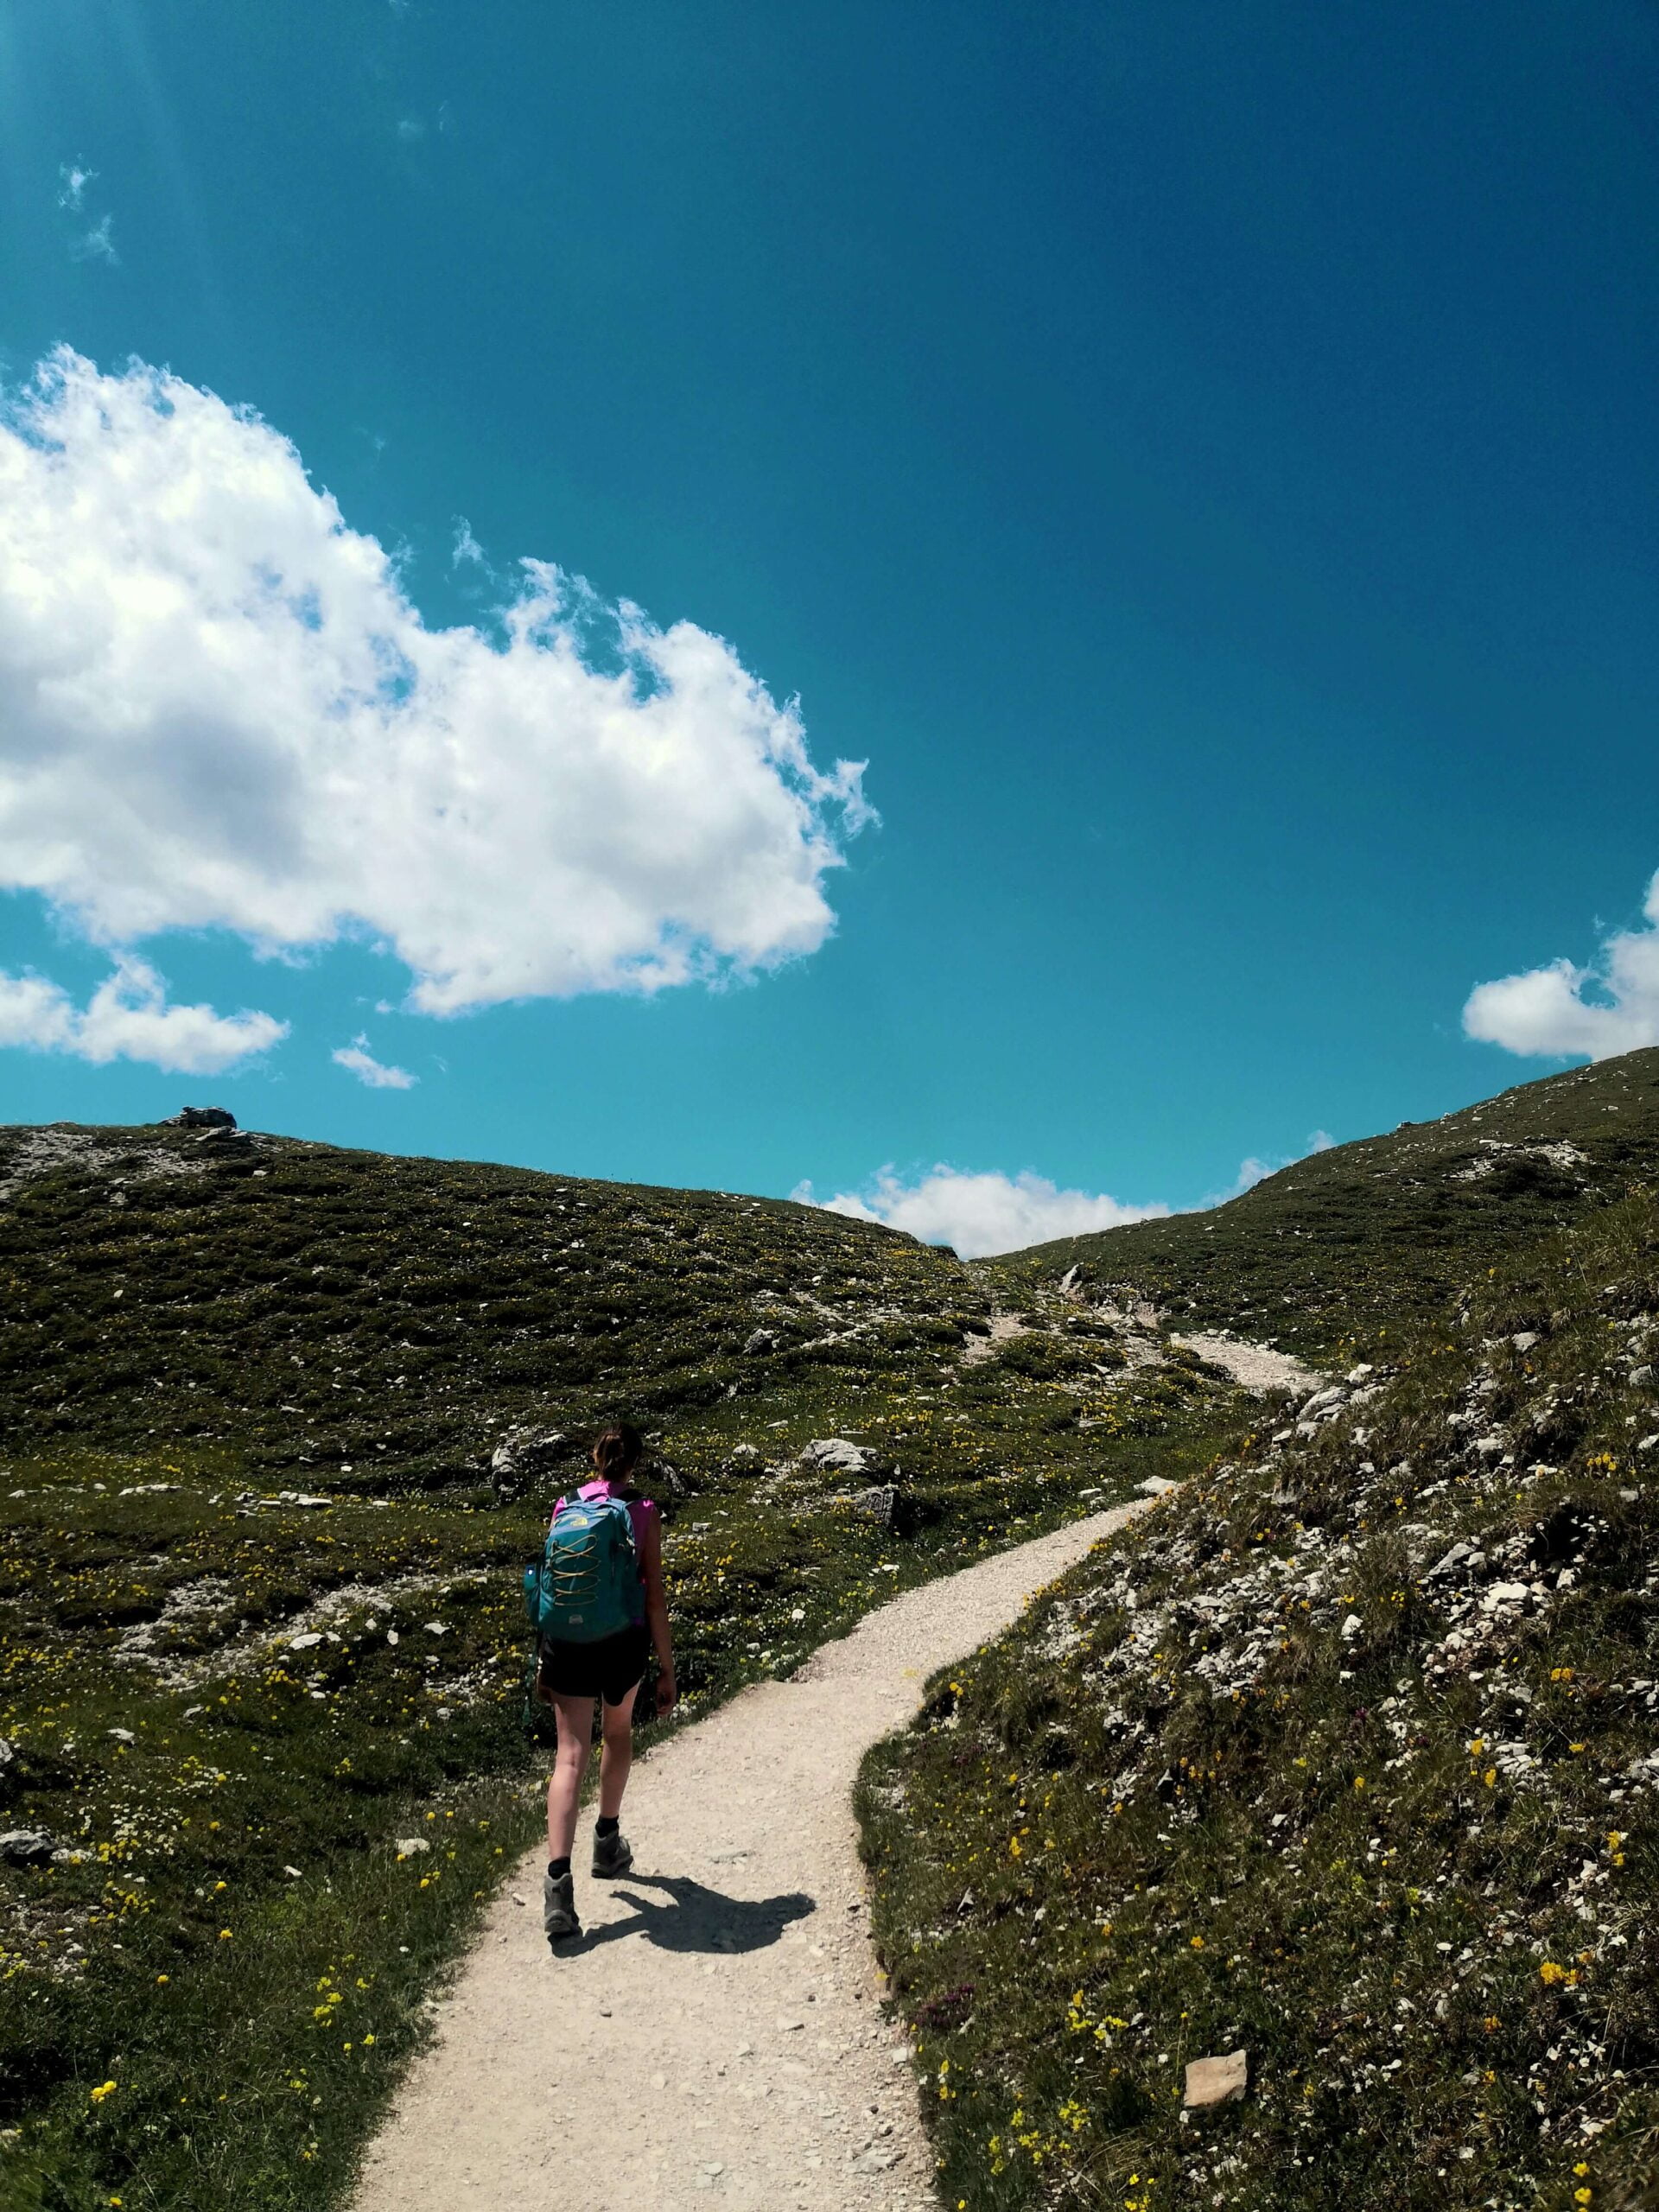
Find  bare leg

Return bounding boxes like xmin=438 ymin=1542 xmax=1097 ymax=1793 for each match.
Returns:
xmin=546 ymin=1693 xmax=594 ymax=1859
xmin=597 ymin=1681 xmax=639 ymax=1819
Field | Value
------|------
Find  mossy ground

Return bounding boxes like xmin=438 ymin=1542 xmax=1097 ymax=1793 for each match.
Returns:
xmin=0 ymin=1122 xmax=1246 ymax=2210
xmin=861 ymin=1187 xmax=1659 ymax=2212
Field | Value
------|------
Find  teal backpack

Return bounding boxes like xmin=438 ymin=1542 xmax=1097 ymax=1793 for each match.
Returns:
xmin=524 ymin=1487 xmax=641 ymax=1645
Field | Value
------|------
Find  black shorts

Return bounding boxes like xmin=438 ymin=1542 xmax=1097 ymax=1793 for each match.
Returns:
xmin=537 ymin=1624 xmax=650 ymax=1707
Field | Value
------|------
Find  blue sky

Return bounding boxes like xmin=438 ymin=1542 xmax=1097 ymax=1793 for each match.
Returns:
xmin=2 ymin=2 xmax=1657 ymax=1252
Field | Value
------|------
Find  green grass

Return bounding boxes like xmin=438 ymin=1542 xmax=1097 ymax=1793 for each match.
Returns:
xmin=990 ymin=1047 xmax=1659 ymax=1359
xmin=0 ymin=1120 xmax=1003 ymax=1475
xmin=0 ymin=1120 xmax=1254 ymax=2209
xmin=860 ymin=1183 xmax=1659 ymax=2212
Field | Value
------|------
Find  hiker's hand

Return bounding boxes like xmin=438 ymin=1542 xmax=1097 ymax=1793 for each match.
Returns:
xmin=656 ymin=1669 xmax=677 ymax=1717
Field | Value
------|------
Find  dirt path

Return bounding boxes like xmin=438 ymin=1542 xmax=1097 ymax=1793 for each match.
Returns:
xmin=1172 ymin=1332 xmax=1321 ymax=1396
xmin=351 ymin=1502 xmax=1143 ymax=2212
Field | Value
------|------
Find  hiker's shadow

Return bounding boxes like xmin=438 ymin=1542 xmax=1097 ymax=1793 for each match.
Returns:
xmin=569 ymin=1872 xmax=814 ymax=1957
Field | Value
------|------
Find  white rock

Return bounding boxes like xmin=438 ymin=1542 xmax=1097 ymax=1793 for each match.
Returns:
xmin=289 ymin=1632 xmax=324 ymax=1650
xmin=1137 ymin=1477 xmax=1177 ymax=1497
xmin=395 ymin=1836 xmax=431 ymax=1855
xmin=1184 ymin=2050 xmax=1249 ymax=2107
xmin=802 ymin=1439 xmax=873 ymax=1474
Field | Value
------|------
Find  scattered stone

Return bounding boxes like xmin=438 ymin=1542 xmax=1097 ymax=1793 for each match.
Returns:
xmin=1184 ymin=2050 xmax=1249 ymax=2108
xmin=1136 ymin=1476 xmax=1177 ymax=1497
xmin=0 ymin=1829 xmax=56 ymax=1867
xmin=742 ymin=1329 xmax=777 ymax=1356
xmin=1631 ymin=1365 xmax=1656 ymax=1390
xmin=107 ymin=1727 xmax=136 ymax=1744
xmin=289 ymin=1633 xmax=325 ymax=1650
xmin=803 ymin=1439 xmax=873 ymax=1475
xmin=1058 ymin=1264 xmax=1085 ymax=1299
xmin=168 ymin=1105 xmax=237 ymax=1129
xmin=1513 ymin=1332 xmax=1541 ymax=1352
xmin=395 ymin=1836 xmax=430 ymax=1856
xmin=848 ymin=1485 xmax=903 ymax=1529
xmin=776 ymin=2016 xmax=805 ymax=2032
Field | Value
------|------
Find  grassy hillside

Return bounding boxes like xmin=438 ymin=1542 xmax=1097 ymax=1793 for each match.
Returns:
xmin=861 ymin=1181 xmax=1659 ymax=2212
xmin=0 ymin=1118 xmax=995 ymax=1477
xmin=991 ymin=1049 xmax=1659 ymax=1358
xmin=0 ymin=1120 xmax=1249 ymax=2211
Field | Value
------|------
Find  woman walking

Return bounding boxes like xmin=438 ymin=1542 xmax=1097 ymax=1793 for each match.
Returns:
xmin=538 ymin=1422 xmax=676 ymax=1945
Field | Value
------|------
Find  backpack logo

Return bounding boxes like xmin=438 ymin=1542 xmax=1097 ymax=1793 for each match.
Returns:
xmin=524 ymin=1494 xmax=640 ymax=1645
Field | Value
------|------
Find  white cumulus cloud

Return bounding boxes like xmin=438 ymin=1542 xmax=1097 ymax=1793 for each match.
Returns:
xmin=793 ymin=1166 xmax=1169 ymax=1260
xmin=332 ymin=1035 xmax=416 ymax=1089
xmin=0 ymin=348 xmax=870 ymax=1018
xmin=0 ymin=956 xmax=285 ymax=1073
xmin=1463 ymin=873 xmax=1659 ymax=1060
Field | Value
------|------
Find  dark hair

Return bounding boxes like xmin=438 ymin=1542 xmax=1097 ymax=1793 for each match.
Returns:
xmin=592 ymin=1422 xmax=645 ymax=1484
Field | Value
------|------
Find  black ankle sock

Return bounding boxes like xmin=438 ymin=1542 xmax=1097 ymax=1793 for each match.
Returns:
xmin=595 ymin=1815 xmax=620 ymax=1838
xmin=548 ymin=1855 xmax=570 ymax=1878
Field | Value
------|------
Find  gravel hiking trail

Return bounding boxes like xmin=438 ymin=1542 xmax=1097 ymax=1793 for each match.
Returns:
xmin=352 ymin=1501 xmax=1143 ymax=2212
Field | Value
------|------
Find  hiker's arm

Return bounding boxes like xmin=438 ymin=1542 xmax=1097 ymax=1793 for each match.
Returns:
xmin=639 ymin=1510 xmax=676 ymax=1713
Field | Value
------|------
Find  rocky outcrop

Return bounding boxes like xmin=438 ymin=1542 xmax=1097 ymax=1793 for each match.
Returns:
xmin=489 ymin=1428 xmax=575 ymax=1503
xmin=168 ymin=1106 xmax=238 ymax=1130
xmin=0 ymin=1828 xmax=55 ymax=1866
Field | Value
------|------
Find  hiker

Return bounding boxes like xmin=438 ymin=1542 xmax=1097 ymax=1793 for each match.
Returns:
xmin=535 ymin=1421 xmax=676 ymax=1944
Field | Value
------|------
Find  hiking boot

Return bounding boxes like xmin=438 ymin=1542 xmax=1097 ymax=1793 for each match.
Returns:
xmin=590 ymin=1825 xmax=633 ymax=1878
xmin=543 ymin=1868 xmax=581 ymax=1943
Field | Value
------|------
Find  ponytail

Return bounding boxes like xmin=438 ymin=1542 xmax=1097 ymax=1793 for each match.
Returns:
xmin=592 ymin=1421 xmax=645 ymax=1485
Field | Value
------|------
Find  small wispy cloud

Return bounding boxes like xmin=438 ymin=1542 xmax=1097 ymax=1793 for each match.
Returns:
xmin=1210 ymin=1128 xmax=1338 ymax=1205
xmin=397 ymin=115 xmax=426 ymax=143
xmin=70 ymin=213 xmax=118 ymax=265
xmin=332 ymin=1035 xmax=417 ymax=1090
xmin=57 ymin=163 xmax=95 ymax=211
xmin=451 ymin=517 xmax=485 ymax=569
